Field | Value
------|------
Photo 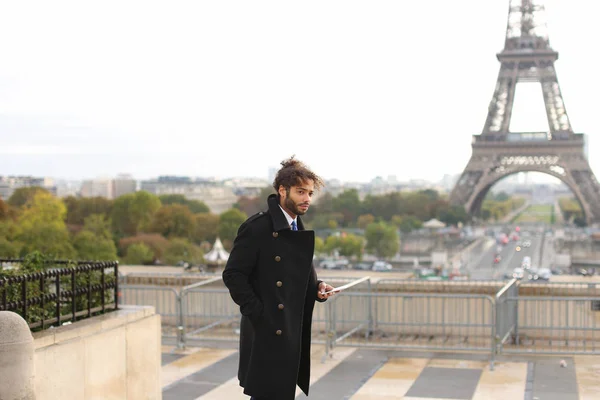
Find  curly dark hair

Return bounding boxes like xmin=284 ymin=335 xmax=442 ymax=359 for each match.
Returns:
xmin=273 ymin=156 xmax=324 ymax=194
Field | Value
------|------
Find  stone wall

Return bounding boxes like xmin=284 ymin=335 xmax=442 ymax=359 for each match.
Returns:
xmin=33 ymin=305 xmax=161 ymax=400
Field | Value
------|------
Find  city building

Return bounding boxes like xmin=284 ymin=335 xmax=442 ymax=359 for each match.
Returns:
xmin=80 ymin=178 xmax=114 ymax=199
xmin=0 ymin=176 xmax=56 ymax=200
xmin=140 ymin=176 xmax=238 ymax=214
xmin=113 ymin=174 xmax=137 ymax=198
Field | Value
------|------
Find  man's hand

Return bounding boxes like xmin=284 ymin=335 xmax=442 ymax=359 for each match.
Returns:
xmin=317 ymin=281 xmax=338 ymax=300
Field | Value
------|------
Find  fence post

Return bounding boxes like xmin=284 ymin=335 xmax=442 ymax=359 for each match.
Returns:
xmin=177 ymin=291 xmax=186 ymax=350
xmin=321 ymin=299 xmax=334 ymax=363
xmin=367 ymin=280 xmax=373 ymax=339
xmin=490 ymin=297 xmax=496 ymax=371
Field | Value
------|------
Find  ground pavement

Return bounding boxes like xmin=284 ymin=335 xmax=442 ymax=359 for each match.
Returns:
xmin=160 ymin=343 xmax=600 ymax=400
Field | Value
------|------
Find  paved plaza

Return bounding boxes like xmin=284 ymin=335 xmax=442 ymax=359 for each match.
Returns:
xmin=160 ymin=344 xmax=600 ymax=399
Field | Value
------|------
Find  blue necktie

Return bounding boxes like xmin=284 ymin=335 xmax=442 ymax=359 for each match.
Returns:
xmin=291 ymin=220 xmax=298 ymax=231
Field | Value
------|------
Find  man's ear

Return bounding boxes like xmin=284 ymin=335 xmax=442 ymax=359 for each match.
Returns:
xmin=278 ymin=185 xmax=286 ymax=197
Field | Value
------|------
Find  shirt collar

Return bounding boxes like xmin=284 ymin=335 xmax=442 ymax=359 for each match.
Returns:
xmin=278 ymin=205 xmax=297 ymax=228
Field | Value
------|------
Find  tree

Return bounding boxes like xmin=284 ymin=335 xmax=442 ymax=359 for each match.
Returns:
xmin=337 ymin=234 xmax=364 ymax=259
xmin=150 ymin=204 xmax=196 ymax=239
xmin=111 ymin=191 xmax=161 ymax=236
xmin=365 ymin=222 xmax=399 ymax=259
xmin=163 ymin=238 xmax=204 ymax=265
xmin=194 ymin=213 xmax=220 ymax=244
xmin=357 ymin=214 xmax=375 ymax=229
xmin=390 ymin=215 xmax=403 ymax=229
xmin=324 ymin=235 xmax=340 ymax=255
xmin=314 ymin=236 xmax=325 ymax=255
xmin=398 ymin=215 xmax=422 ymax=233
xmin=123 ymin=243 xmax=154 ymax=265
xmin=218 ymin=208 xmax=248 ymax=247
xmin=16 ymin=192 xmax=76 ymax=258
xmin=0 ymin=238 xmax=21 ymax=258
xmin=82 ymin=214 xmax=113 ymax=240
xmin=235 ymin=196 xmax=264 ymax=217
xmin=437 ymin=205 xmax=469 ymax=226
xmin=7 ymin=187 xmax=51 ymax=208
xmin=0 ymin=198 xmax=9 ymax=220
xmin=158 ymin=194 xmax=210 ymax=214
xmin=73 ymin=231 xmax=118 ymax=261
xmin=118 ymin=233 xmax=169 ymax=261
xmin=64 ymin=196 xmax=113 ymax=226
xmin=310 ymin=213 xmax=344 ymax=230
xmin=331 ymin=189 xmax=362 ymax=227
xmin=403 ymin=191 xmax=433 ymax=220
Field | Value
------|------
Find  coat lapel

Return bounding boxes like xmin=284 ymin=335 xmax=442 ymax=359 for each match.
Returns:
xmin=267 ymin=193 xmax=307 ymax=231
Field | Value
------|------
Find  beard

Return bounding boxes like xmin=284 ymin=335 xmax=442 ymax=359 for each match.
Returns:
xmin=284 ymin=196 xmax=309 ymax=216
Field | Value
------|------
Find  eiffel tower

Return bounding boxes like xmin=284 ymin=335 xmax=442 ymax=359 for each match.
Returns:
xmin=449 ymin=0 xmax=600 ymax=225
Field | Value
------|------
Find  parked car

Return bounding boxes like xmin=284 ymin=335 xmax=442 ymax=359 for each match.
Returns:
xmin=537 ymin=268 xmax=552 ymax=281
xmin=352 ymin=262 xmax=372 ymax=271
xmin=320 ymin=259 xmax=349 ymax=270
xmin=512 ymin=267 xmax=524 ymax=280
xmin=372 ymin=261 xmax=393 ymax=272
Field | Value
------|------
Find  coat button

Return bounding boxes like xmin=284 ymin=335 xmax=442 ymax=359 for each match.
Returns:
xmin=275 ymin=329 xmax=282 ymax=336
xmin=273 ymin=232 xmax=279 ymax=238
xmin=278 ymin=303 xmax=284 ymax=310
xmin=276 ymin=281 xmax=283 ymax=287
xmin=274 ymin=256 xmax=281 ymax=262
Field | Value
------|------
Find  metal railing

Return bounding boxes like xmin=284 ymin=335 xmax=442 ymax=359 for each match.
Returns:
xmin=117 ymin=274 xmax=600 ymax=369
xmin=501 ymin=295 xmax=600 ymax=355
xmin=0 ymin=259 xmax=119 ymax=330
xmin=495 ymin=279 xmax=518 ymax=354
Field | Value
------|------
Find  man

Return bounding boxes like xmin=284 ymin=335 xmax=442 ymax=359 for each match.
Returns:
xmin=222 ymin=157 xmax=337 ymax=400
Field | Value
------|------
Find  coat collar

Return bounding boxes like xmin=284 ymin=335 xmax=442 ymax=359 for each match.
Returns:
xmin=267 ymin=194 xmax=305 ymax=231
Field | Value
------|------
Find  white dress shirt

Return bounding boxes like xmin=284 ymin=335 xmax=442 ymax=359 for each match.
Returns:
xmin=279 ymin=205 xmax=297 ymax=229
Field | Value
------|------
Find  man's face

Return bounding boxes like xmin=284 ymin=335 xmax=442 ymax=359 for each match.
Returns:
xmin=278 ymin=180 xmax=315 ymax=218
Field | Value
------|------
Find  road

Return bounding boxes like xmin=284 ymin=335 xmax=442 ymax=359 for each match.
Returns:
xmin=467 ymin=228 xmax=546 ymax=280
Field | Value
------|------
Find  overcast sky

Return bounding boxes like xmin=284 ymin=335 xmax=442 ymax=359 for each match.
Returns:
xmin=1 ymin=0 xmax=599 ymax=184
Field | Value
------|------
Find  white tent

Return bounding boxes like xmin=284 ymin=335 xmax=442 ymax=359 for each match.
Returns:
xmin=423 ymin=218 xmax=446 ymax=229
xmin=203 ymin=237 xmax=230 ymax=265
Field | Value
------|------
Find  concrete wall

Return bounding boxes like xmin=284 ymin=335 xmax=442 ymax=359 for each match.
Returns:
xmin=33 ymin=305 xmax=161 ymax=400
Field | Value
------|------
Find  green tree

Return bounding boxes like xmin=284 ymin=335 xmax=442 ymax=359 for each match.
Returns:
xmin=331 ymin=189 xmax=362 ymax=227
xmin=337 ymin=234 xmax=364 ymax=259
xmin=123 ymin=243 xmax=154 ymax=265
xmin=357 ymin=214 xmax=375 ymax=230
xmin=82 ymin=214 xmax=113 ymax=239
xmin=16 ymin=192 xmax=76 ymax=258
xmin=398 ymin=215 xmax=422 ymax=233
xmin=111 ymin=191 xmax=161 ymax=236
xmin=118 ymin=233 xmax=169 ymax=261
xmin=158 ymin=194 xmax=210 ymax=214
xmin=163 ymin=238 xmax=204 ymax=265
xmin=365 ymin=222 xmax=399 ymax=259
xmin=64 ymin=196 xmax=113 ymax=226
xmin=0 ymin=198 xmax=9 ymax=220
xmin=7 ymin=186 xmax=51 ymax=208
xmin=437 ymin=205 xmax=469 ymax=226
xmin=324 ymin=235 xmax=340 ymax=255
xmin=218 ymin=208 xmax=248 ymax=247
xmin=314 ymin=236 xmax=325 ymax=255
xmin=72 ymin=231 xmax=118 ymax=260
xmin=390 ymin=215 xmax=403 ymax=228
xmin=0 ymin=238 xmax=21 ymax=258
xmin=235 ymin=196 xmax=264 ymax=217
xmin=150 ymin=204 xmax=196 ymax=239
xmin=194 ymin=213 xmax=220 ymax=243
xmin=403 ymin=191 xmax=433 ymax=220
xmin=310 ymin=213 xmax=344 ymax=230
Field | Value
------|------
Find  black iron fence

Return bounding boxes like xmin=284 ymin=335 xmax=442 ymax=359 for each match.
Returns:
xmin=0 ymin=258 xmax=119 ymax=330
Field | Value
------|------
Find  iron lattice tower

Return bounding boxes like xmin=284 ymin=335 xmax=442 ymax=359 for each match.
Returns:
xmin=449 ymin=0 xmax=600 ymax=224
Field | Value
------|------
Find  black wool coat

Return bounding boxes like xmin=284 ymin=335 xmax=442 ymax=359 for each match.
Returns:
xmin=222 ymin=194 xmax=324 ymax=400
